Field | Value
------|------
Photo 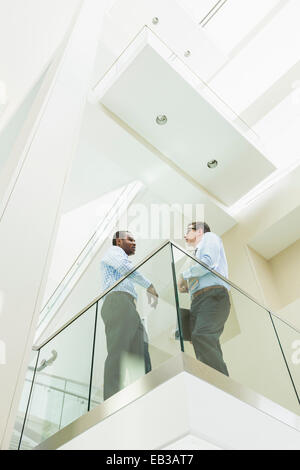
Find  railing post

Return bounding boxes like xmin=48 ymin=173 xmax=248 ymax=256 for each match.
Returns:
xmin=59 ymin=379 xmax=68 ymax=429
xmin=18 ymin=349 xmax=40 ymax=450
xmin=268 ymin=312 xmax=300 ymax=405
xmin=170 ymin=243 xmax=185 ymax=353
xmin=88 ymin=301 xmax=99 ymax=412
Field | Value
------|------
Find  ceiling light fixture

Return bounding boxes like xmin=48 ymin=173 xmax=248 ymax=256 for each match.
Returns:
xmin=207 ymin=159 xmax=218 ymax=169
xmin=152 ymin=17 xmax=159 ymax=25
xmin=156 ymin=115 xmax=168 ymax=125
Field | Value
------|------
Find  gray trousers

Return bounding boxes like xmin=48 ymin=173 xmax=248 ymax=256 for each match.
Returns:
xmin=190 ymin=287 xmax=230 ymax=376
xmin=101 ymin=291 xmax=151 ymax=400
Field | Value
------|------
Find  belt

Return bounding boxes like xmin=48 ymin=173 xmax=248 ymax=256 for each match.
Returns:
xmin=192 ymin=285 xmax=226 ymax=300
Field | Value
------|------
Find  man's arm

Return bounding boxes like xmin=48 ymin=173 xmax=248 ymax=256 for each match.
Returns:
xmin=178 ymin=276 xmax=189 ymax=293
xmin=146 ymin=284 xmax=159 ymax=308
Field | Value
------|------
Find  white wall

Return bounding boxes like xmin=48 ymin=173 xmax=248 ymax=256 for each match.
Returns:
xmin=0 ymin=0 xmax=81 ymax=134
xmin=0 ymin=1 xmax=107 ymax=449
xmin=221 ymin=223 xmax=300 ymax=415
xmin=270 ymin=238 xmax=300 ymax=312
xmin=0 ymin=74 xmax=45 ymax=173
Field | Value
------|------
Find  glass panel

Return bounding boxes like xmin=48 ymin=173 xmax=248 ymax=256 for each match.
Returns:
xmin=19 ymin=305 xmax=96 ymax=449
xmin=90 ymin=243 xmax=182 ymax=406
xmin=9 ymin=350 xmax=39 ymax=450
xmin=271 ymin=316 xmax=300 ymax=407
xmin=17 ymin=241 xmax=300 ymax=451
xmin=171 ymin=244 xmax=300 ymax=415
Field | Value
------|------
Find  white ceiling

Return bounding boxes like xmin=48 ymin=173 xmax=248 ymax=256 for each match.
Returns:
xmin=67 ymin=101 xmax=236 ymax=235
xmin=176 ymin=0 xmax=222 ymax=24
xmin=94 ymin=0 xmax=300 ymax=173
xmin=249 ymin=205 xmax=300 ymax=260
xmin=1 ymin=0 xmax=300 ymax=256
xmin=89 ymin=0 xmax=300 ymax=257
xmin=97 ymin=31 xmax=275 ymax=206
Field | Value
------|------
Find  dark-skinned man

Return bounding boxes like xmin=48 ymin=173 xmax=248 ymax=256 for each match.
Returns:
xmin=100 ymin=231 xmax=158 ymax=400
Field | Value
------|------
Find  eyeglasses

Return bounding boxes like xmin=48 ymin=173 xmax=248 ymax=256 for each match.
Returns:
xmin=185 ymin=227 xmax=196 ymax=234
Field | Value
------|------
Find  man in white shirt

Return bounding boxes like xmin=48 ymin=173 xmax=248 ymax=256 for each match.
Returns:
xmin=178 ymin=221 xmax=230 ymax=376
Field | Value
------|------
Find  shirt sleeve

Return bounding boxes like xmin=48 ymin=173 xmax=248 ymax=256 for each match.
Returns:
xmin=182 ymin=234 xmax=221 ymax=280
xmin=102 ymin=247 xmax=152 ymax=288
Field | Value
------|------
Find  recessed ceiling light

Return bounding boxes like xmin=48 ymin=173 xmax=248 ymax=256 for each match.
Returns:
xmin=152 ymin=17 xmax=159 ymax=25
xmin=207 ymin=159 xmax=218 ymax=169
xmin=156 ymin=115 xmax=167 ymax=125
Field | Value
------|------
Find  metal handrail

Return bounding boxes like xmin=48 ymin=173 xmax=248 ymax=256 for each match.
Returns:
xmin=33 ymin=240 xmax=300 ymax=351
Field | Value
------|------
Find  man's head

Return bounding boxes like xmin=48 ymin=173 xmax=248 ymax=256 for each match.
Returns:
xmin=184 ymin=221 xmax=211 ymax=247
xmin=112 ymin=231 xmax=136 ymax=256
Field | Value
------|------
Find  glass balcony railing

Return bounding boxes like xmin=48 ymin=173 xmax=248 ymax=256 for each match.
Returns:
xmin=14 ymin=241 xmax=300 ymax=450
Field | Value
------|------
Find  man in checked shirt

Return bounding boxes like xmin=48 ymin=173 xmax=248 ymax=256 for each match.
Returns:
xmin=100 ymin=231 xmax=159 ymax=400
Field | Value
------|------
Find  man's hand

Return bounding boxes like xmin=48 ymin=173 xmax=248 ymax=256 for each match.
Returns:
xmin=147 ymin=284 xmax=159 ymax=308
xmin=178 ymin=275 xmax=188 ymax=293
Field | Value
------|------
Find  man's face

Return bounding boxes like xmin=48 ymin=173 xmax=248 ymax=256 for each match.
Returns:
xmin=117 ymin=232 xmax=136 ymax=256
xmin=184 ymin=226 xmax=203 ymax=246
xmin=184 ymin=226 xmax=196 ymax=245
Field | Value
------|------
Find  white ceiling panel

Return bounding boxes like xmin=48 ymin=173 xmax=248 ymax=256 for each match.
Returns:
xmin=94 ymin=29 xmax=275 ymax=206
xmin=249 ymin=206 xmax=300 ymax=260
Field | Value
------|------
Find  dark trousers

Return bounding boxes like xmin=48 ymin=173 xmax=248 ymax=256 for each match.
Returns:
xmin=101 ymin=292 xmax=151 ymax=400
xmin=190 ymin=287 xmax=230 ymax=376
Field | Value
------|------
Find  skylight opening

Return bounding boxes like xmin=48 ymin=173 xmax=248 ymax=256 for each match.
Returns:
xmin=204 ymin=0 xmax=281 ymax=55
xmin=209 ymin=0 xmax=300 ymax=114
xmin=253 ymin=86 xmax=300 ymax=168
xmin=176 ymin=0 xmax=221 ymax=23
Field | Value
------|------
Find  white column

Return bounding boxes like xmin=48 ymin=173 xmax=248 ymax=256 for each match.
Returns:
xmin=0 ymin=0 xmax=107 ymax=449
